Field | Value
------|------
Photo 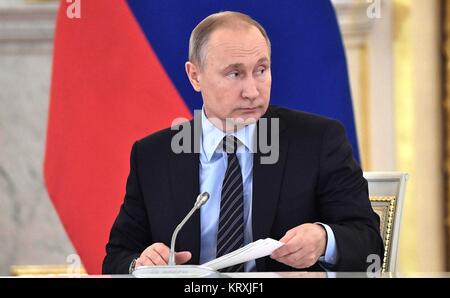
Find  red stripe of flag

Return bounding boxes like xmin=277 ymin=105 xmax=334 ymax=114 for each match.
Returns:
xmin=44 ymin=0 xmax=191 ymax=274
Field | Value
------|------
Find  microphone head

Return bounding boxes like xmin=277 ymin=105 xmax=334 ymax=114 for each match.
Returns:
xmin=195 ymin=192 xmax=210 ymax=209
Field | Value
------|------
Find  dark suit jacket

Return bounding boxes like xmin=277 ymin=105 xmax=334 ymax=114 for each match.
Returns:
xmin=102 ymin=105 xmax=383 ymax=274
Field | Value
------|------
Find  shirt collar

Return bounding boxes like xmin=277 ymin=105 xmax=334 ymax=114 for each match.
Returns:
xmin=201 ymin=106 xmax=256 ymax=161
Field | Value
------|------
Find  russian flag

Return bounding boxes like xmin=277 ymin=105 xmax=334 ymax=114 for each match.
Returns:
xmin=44 ymin=0 xmax=358 ymax=274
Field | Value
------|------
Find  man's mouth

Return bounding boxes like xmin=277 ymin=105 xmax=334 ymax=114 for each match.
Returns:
xmin=239 ymin=107 xmax=259 ymax=112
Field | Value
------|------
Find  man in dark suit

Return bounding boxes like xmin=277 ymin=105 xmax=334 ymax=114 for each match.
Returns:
xmin=103 ymin=11 xmax=383 ymax=274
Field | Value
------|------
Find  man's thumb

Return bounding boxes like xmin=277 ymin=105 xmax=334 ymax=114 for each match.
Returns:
xmin=175 ymin=251 xmax=192 ymax=264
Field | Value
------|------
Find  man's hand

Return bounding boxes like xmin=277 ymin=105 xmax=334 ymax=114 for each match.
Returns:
xmin=136 ymin=242 xmax=192 ymax=267
xmin=270 ymin=223 xmax=327 ymax=269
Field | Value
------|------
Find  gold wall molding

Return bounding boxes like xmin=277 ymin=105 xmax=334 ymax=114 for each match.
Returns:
xmin=443 ymin=0 xmax=450 ymax=271
xmin=394 ymin=0 xmax=445 ymax=272
xmin=393 ymin=0 xmax=416 ymax=272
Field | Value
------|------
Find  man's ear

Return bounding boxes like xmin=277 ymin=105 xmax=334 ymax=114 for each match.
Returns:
xmin=185 ymin=61 xmax=201 ymax=92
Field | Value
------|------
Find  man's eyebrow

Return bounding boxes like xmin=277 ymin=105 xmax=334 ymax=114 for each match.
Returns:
xmin=221 ymin=58 xmax=270 ymax=72
xmin=256 ymin=57 xmax=270 ymax=64
xmin=221 ymin=63 xmax=244 ymax=72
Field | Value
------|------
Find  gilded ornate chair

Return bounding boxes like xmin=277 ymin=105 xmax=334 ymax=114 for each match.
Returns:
xmin=363 ymin=172 xmax=408 ymax=273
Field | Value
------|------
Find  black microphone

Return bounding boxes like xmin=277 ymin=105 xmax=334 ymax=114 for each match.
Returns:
xmin=168 ymin=192 xmax=209 ymax=265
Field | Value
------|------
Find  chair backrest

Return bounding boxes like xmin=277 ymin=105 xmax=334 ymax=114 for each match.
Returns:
xmin=363 ymin=172 xmax=408 ymax=273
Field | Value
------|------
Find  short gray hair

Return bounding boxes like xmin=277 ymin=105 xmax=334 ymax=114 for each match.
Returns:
xmin=188 ymin=11 xmax=271 ymax=67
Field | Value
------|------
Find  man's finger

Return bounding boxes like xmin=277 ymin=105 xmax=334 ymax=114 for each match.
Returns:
xmin=276 ymin=247 xmax=308 ymax=268
xmin=276 ymin=249 xmax=304 ymax=268
xmin=152 ymin=244 xmax=170 ymax=263
xmin=295 ymin=253 xmax=319 ymax=269
xmin=271 ymin=229 xmax=297 ymax=259
xmin=140 ymin=255 xmax=155 ymax=266
xmin=279 ymin=229 xmax=296 ymax=244
xmin=175 ymin=251 xmax=192 ymax=265
xmin=271 ymin=235 xmax=302 ymax=259
xmin=148 ymin=249 xmax=167 ymax=265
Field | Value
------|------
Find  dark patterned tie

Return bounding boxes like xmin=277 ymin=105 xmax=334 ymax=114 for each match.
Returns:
xmin=216 ymin=136 xmax=245 ymax=272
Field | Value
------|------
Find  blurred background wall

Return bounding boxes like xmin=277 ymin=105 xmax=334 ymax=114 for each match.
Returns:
xmin=0 ymin=0 xmax=447 ymax=275
xmin=336 ymin=0 xmax=446 ymax=272
xmin=0 ymin=0 xmax=76 ymax=275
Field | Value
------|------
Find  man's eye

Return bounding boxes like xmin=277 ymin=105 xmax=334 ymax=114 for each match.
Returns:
xmin=256 ymin=67 xmax=266 ymax=75
xmin=227 ymin=71 xmax=240 ymax=78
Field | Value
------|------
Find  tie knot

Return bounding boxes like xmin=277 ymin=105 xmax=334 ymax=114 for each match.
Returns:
xmin=222 ymin=136 xmax=240 ymax=154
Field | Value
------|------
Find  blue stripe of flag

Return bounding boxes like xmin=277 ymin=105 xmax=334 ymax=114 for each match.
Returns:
xmin=126 ymin=0 xmax=360 ymax=161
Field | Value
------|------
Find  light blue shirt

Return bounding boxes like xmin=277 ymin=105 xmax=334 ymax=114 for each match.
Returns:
xmin=198 ymin=108 xmax=337 ymax=271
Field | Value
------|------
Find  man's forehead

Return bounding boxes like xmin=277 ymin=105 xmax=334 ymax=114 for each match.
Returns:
xmin=202 ymin=26 xmax=269 ymax=66
xmin=208 ymin=26 xmax=267 ymax=49
xmin=207 ymin=49 xmax=269 ymax=69
xmin=206 ymin=46 xmax=270 ymax=70
xmin=208 ymin=38 xmax=268 ymax=58
xmin=211 ymin=44 xmax=268 ymax=62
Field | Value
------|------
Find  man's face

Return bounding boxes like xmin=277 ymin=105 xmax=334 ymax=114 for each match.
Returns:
xmin=186 ymin=26 xmax=271 ymax=130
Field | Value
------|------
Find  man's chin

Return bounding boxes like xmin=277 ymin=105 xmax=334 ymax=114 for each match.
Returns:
xmin=231 ymin=115 xmax=260 ymax=126
xmin=233 ymin=109 xmax=266 ymax=124
xmin=220 ymin=116 xmax=258 ymax=132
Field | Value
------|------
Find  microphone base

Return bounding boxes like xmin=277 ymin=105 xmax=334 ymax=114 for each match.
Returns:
xmin=132 ymin=265 xmax=222 ymax=278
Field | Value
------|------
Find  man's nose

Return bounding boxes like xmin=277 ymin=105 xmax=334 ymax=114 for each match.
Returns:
xmin=241 ymin=77 xmax=260 ymax=100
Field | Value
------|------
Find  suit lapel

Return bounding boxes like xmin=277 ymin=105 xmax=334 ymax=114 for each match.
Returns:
xmin=168 ymin=108 xmax=288 ymax=269
xmin=252 ymin=107 xmax=289 ymax=271
xmin=169 ymin=114 xmax=201 ymax=264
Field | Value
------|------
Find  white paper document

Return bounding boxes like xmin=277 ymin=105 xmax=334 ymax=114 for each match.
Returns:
xmin=202 ymin=238 xmax=284 ymax=271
